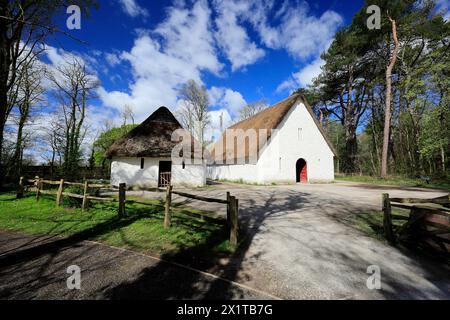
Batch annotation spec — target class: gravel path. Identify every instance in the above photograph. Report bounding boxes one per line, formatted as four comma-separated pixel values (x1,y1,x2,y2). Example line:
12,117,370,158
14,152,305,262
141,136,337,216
130,181,450,299
1,181,449,299
0,231,273,300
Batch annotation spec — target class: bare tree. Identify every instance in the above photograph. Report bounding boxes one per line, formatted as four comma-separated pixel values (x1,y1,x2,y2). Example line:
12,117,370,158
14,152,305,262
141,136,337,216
381,16,400,178
0,0,98,181
178,79,210,147
7,56,45,178
236,100,268,122
48,58,99,177
121,104,135,125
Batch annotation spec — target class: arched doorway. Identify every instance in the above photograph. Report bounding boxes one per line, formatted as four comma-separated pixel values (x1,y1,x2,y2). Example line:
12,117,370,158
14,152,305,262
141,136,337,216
296,158,307,183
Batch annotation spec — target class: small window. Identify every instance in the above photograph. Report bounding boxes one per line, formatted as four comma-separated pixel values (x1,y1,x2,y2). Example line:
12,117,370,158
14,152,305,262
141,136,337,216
298,128,303,140
182,160,186,169
279,157,282,171
140,158,144,169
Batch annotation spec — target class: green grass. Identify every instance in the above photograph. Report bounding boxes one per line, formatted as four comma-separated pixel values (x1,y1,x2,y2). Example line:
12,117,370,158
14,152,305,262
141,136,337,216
349,208,409,242
0,192,233,258
336,175,450,190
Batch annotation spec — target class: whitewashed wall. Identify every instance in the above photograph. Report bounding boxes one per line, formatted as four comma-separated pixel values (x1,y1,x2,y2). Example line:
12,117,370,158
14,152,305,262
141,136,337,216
257,101,335,183
207,102,335,184
111,157,206,188
207,164,258,183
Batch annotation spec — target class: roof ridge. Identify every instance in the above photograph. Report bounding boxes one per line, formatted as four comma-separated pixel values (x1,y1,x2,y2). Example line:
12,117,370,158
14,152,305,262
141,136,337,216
229,93,301,129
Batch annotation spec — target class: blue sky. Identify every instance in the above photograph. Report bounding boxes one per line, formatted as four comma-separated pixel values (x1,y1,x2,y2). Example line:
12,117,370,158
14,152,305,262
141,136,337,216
40,0,366,141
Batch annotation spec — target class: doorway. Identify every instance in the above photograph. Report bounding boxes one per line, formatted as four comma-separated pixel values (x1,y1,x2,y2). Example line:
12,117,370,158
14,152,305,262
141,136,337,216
296,158,307,183
158,161,172,187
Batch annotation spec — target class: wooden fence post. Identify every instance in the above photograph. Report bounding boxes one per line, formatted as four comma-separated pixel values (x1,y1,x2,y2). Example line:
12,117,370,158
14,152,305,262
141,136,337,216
35,176,41,201
56,179,64,207
82,181,89,211
226,191,231,226
17,176,24,199
382,193,396,244
118,183,126,217
164,186,173,229
230,196,239,246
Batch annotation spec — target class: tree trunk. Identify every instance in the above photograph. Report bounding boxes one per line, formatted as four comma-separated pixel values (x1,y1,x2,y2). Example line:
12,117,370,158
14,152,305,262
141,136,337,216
381,17,400,178
342,123,358,173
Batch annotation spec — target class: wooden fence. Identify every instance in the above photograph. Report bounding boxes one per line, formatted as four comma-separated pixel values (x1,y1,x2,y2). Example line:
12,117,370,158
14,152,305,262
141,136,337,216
164,187,239,246
382,193,450,254
17,177,240,245
17,176,125,216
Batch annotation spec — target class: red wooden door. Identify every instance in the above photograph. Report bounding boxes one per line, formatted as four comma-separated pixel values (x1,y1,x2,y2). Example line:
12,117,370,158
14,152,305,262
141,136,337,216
300,163,307,183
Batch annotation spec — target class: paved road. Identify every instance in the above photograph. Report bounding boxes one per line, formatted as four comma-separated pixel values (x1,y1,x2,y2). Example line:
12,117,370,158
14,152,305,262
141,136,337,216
132,181,450,299
1,181,449,299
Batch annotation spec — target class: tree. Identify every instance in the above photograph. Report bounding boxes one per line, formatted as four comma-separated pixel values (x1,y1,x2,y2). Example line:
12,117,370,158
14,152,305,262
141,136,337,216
121,104,135,125
236,100,268,122
7,55,45,179
48,58,99,177
92,124,137,167
177,79,210,147
314,27,376,173
0,0,98,182
381,16,400,178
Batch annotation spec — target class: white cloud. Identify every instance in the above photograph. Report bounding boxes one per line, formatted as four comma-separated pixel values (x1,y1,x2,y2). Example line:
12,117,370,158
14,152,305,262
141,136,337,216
105,52,122,66
249,1,343,60
212,1,343,62
100,0,224,122
209,86,247,116
213,0,265,70
117,0,148,18
277,58,325,92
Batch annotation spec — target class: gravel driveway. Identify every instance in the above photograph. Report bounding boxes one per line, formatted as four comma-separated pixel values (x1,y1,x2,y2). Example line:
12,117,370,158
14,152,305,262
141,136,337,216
130,181,450,299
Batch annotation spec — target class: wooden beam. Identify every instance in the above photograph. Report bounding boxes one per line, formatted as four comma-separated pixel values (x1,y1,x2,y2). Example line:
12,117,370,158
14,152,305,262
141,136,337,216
40,190,57,195
41,180,62,185
390,194,450,205
118,183,126,217
82,181,89,211
86,196,116,202
226,191,231,226
56,179,64,207
230,196,239,246
35,176,41,201
171,190,228,204
164,186,173,229
382,193,396,244
62,192,84,199
17,176,24,199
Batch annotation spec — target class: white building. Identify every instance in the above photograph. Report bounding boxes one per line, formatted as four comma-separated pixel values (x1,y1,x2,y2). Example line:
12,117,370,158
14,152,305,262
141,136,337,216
107,107,206,188
207,94,336,184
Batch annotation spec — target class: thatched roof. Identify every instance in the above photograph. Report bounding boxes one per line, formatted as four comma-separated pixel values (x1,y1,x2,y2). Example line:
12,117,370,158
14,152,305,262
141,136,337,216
209,94,337,163
106,106,202,159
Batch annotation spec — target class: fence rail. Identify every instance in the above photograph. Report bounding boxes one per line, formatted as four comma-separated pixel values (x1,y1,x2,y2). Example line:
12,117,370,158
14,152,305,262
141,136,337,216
165,188,239,246
382,193,450,254
16,177,239,244
17,176,123,214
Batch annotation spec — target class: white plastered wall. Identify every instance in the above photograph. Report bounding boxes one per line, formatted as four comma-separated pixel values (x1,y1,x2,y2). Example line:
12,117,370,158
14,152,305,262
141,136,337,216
207,101,335,183
111,157,206,188
257,101,335,183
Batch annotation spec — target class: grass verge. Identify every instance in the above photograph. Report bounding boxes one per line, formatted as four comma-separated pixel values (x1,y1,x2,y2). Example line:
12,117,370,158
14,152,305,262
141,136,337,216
336,175,450,190
0,192,233,258
348,208,409,242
